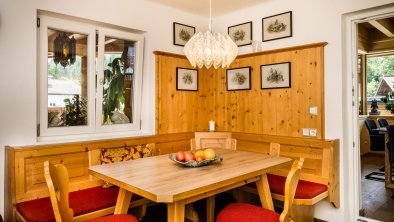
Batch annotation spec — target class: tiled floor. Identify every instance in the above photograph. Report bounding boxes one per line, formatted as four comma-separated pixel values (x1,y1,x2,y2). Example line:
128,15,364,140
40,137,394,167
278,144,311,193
361,153,394,222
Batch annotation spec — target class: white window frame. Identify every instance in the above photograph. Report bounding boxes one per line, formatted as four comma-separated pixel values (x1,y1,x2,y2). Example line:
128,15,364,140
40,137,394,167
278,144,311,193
38,15,144,142
96,27,144,133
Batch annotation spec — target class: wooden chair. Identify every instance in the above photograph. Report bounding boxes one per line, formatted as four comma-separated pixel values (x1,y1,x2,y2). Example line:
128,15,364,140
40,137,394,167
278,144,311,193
44,161,139,222
187,132,236,222
216,158,304,222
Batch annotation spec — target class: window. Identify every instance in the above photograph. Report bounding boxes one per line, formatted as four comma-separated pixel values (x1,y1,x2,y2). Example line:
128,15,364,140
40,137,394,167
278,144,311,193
366,54,394,115
38,15,144,141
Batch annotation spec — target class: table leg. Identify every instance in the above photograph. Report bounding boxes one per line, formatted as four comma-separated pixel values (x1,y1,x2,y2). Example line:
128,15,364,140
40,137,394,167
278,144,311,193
168,200,186,222
114,188,132,214
206,196,215,222
256,174,274,211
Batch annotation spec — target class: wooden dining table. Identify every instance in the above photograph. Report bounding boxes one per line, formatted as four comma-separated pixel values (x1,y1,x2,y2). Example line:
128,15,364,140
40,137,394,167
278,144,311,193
89,148,292,222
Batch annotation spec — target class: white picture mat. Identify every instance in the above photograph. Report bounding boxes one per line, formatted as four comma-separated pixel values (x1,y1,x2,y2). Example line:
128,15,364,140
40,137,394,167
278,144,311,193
261,63,290,88
227,67,251,90
228,22,252,46
174,23,195,46
177,68,198,90
263,12,292,41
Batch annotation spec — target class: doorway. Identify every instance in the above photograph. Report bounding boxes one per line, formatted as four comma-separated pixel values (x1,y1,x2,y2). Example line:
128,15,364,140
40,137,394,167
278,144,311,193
345,4,394,222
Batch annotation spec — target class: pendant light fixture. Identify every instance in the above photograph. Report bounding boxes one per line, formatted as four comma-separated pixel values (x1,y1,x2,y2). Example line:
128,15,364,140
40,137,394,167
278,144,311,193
184,0,238,69
54,32,76,68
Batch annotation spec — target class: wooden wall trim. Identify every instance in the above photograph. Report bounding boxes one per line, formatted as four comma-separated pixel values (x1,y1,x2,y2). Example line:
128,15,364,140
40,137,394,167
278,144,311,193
236,42,328,59
153,42,328,60
232,132,336,148
8,132,194,151
153,51,186,59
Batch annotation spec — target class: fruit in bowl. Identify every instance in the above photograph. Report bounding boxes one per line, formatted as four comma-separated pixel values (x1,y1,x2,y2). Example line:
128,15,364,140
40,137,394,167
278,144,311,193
184,152,196,162
203,148,216,160
194,150,205,159
175,151,186,162
170,149,221,167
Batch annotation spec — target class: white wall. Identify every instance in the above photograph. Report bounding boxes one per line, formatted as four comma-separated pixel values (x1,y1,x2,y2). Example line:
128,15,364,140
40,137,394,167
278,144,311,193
213,0,394,221
0,0,207,217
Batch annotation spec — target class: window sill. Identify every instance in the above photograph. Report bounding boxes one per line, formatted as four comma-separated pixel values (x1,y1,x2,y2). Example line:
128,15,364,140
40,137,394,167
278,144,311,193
36,130,153,145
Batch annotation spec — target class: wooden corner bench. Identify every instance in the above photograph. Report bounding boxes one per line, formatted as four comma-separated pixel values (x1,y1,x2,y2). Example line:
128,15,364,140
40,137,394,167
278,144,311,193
5,140,157,222
231,133,340,222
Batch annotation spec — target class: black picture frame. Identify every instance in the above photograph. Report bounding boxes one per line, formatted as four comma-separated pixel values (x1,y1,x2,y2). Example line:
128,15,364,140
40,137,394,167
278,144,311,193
173,22,196,46
176,67,198,91
260,62,291,89
228,21,253,47
262,11,292,42
226,66,252,91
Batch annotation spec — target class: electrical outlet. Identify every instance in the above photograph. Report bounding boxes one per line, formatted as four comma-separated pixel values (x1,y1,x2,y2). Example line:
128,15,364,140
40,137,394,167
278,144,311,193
310,129,317,137
302,128,310,136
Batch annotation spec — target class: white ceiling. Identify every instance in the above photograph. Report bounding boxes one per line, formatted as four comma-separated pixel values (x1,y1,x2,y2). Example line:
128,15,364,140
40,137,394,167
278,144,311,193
147,0,267,17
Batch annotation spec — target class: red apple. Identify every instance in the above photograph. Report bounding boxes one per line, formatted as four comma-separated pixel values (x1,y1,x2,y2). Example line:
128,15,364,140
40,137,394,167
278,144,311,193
175,151,186,162
184,152,196,162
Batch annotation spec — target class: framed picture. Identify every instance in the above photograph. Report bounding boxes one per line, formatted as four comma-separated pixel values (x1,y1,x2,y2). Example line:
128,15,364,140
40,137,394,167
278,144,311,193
173,22,195,46
176,67,198,91
228,21,252,47
226,67,252,91
262,11,292,42
261,62,291,89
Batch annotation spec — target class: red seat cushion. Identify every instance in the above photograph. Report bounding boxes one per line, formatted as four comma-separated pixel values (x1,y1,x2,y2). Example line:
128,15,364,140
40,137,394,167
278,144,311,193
247,174,327,199
17,186,142,222
87,214,138,222
217,203,279,222
267,174,327,199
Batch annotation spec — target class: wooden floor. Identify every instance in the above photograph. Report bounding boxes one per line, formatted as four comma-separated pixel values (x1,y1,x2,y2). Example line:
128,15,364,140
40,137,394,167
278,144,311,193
361,153,394,221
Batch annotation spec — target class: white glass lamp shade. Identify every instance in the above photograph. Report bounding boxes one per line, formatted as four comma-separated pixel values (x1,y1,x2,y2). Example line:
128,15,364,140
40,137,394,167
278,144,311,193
184,31,238,69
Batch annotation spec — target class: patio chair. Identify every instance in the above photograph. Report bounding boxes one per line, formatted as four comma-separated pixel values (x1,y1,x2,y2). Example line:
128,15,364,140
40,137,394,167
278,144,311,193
377,118,389,128
365,118,385,151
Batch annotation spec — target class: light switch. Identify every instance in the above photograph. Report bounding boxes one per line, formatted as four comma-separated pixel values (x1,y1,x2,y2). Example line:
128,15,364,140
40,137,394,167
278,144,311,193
309,106,318,115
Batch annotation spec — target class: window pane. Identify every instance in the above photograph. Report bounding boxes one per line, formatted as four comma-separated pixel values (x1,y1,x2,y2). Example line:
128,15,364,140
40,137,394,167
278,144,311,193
366,55,394,115
47,28,88,127
102,37,135,125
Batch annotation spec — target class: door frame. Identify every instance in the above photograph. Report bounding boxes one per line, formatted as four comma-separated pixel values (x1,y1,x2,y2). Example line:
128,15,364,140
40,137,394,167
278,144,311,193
343,4,394,222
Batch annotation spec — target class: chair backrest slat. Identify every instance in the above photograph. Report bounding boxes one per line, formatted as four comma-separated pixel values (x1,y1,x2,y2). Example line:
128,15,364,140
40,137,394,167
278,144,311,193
279,158,304,222
44,161,74,222
192,132,236,150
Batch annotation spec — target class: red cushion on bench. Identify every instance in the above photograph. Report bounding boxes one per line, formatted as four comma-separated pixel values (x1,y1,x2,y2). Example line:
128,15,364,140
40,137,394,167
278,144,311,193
267,174,327,199
247,174,327,199
17,186,142,222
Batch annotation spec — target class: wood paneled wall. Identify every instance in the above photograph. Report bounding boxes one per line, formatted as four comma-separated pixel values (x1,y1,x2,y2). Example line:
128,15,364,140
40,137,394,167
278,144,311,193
155,42,327,139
